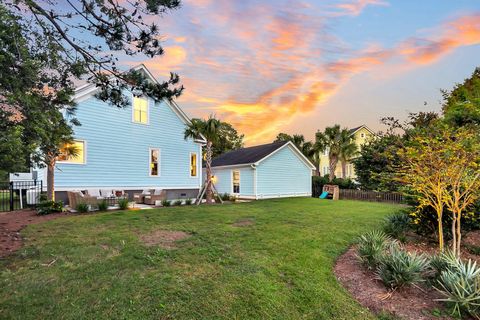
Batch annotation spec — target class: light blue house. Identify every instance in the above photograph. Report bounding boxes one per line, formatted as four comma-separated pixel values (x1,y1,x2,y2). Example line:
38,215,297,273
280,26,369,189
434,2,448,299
210,141,315,199
36,65,205,203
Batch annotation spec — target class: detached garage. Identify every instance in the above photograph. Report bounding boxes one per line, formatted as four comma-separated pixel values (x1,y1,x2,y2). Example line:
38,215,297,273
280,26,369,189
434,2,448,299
210,141,315,199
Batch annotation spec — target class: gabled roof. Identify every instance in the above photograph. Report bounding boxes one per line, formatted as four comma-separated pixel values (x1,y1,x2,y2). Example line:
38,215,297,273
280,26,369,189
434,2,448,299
348,124,374,136
211,141,315,169
72,64,206,144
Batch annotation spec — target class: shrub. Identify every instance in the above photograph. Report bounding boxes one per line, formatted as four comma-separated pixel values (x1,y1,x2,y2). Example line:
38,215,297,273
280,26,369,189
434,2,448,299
436,259,480,319
118,198,130,210
312,175,357,197
173,200,183,206
37,200,64,215
357,230,390,269
76,202,90,213
429,250,458,279
221,193,230,201
383,210,411,242
97,200,108,211
162,199,171,207
229,195,237,203
185,198,193,205
376,243,429,290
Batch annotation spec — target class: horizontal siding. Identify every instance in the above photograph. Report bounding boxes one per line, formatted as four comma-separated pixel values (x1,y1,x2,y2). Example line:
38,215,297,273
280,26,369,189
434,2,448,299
257,145,311,197
55,95,202,189
211,166,255,196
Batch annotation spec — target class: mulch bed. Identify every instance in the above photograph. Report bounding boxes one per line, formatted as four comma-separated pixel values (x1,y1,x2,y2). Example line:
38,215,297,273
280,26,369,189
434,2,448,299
334,246,452,320
0,209,67,258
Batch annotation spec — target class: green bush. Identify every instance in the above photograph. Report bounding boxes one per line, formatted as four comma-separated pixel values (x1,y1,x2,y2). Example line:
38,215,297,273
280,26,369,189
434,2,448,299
376,243,429,289
312,175,357,197
357,230,390,270
221,193,230,201
173,200,183,206
383,210,411,242
162,199,171,207
97,200,108,211
185,198,192,205
436,258,480,319
118,198,130,210
429,250,458,279
75,202,90,213
37,200,64,215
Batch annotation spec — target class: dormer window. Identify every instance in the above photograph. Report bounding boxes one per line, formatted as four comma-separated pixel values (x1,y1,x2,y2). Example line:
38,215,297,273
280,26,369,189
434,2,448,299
133,96,148,124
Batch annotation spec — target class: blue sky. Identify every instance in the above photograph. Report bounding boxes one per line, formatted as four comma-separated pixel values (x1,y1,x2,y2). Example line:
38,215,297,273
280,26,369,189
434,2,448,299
119,0,480,143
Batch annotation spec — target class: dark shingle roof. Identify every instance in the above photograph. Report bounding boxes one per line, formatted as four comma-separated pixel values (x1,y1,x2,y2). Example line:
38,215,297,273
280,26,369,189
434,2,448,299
211,141,289,167
348,125,363,135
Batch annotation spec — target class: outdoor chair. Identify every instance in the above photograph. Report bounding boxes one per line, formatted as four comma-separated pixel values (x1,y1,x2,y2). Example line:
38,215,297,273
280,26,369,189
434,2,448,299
67,191,98,209
143,189,166,205
133,189,152,204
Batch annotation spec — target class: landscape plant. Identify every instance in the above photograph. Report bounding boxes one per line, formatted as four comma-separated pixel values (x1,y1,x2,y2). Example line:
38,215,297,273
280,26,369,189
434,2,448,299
37,200,64,215
162,199,171,207
174,200,183,206
184,198,193,205
118,198,130,210
98,200,108,211
383,210,411,242
75,202,89,213
356,230,390,270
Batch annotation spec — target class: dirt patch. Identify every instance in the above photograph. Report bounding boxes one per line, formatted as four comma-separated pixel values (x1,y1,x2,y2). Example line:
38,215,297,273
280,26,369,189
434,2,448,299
464,230,480,248
140,230,190,249
334,246,451,320
0,209,67,258
232,218,255,227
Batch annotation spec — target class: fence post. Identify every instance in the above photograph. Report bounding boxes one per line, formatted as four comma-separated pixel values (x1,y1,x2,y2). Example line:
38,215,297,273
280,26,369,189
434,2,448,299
9,182,14,211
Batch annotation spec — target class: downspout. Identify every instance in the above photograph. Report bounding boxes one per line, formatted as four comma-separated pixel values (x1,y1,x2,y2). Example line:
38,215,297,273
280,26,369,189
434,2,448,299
251,164,257,200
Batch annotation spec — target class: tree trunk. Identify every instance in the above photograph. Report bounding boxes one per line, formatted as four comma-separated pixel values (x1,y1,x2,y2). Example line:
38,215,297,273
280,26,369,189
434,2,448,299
456,212,462,257
451,216,457,257
436,206,444,252
47,158,55,201
329,156,338,182
205,141,214,205
341,160,347,179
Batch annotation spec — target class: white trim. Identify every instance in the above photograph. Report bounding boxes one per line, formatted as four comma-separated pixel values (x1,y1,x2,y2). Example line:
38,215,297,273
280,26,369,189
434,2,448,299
55,186,200,191
208,164,253,170
252,164,257,198
189,152,198,178
57,139,87,165
198,144,203,187
349,125,375,136
149,148,161,177
255,141,315,170
131,94,150,125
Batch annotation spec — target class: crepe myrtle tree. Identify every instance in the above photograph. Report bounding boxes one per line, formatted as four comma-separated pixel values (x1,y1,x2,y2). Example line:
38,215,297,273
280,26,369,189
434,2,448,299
184,115,221,205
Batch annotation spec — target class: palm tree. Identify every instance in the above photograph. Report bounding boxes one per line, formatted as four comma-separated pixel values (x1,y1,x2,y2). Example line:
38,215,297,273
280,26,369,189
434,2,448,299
339,130,357,179
316,125,342,182
184,115,221,204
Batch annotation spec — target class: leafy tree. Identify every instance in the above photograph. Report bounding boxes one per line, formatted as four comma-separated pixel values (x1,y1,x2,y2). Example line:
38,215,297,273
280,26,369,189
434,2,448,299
0,126,29,180
316,125,355,182
397,123,480,255
211,122,244,158
442,68,480,127
184,116,221,205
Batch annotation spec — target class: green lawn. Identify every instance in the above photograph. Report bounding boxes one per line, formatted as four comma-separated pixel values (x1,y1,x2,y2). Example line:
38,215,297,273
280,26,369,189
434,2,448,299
0,198,399,320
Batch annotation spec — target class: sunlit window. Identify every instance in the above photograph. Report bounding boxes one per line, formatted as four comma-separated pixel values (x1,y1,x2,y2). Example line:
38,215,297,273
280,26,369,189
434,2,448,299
58,140,85,164
232,170,240,193
133,96,148,124
190,153,197,177
150,148,160,176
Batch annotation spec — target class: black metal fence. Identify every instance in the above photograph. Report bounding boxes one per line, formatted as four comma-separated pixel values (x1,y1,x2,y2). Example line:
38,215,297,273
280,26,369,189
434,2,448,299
0,180,43,212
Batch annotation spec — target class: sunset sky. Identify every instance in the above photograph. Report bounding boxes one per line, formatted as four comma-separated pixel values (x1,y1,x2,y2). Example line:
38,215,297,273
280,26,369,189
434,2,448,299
126,0,480,144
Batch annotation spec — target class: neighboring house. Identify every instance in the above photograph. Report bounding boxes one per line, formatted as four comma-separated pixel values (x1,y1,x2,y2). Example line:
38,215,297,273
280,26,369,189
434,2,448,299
209,141,315,199
318,125,374,179
34,64,206,203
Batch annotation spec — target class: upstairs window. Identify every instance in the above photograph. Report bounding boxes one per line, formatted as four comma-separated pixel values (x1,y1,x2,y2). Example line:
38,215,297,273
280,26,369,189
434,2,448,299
58,140,85,164
190,153,197,177
133,96,148,124
149,148,160,176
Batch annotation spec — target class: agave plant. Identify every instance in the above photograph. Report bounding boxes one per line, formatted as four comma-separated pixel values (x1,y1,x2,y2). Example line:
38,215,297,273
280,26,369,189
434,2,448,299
376,243,430,290
436,259,480,319
429,250,459,279
357,230,391,270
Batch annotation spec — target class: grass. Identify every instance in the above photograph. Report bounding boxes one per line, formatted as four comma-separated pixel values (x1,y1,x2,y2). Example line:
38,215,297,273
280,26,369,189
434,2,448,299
0,198,399,319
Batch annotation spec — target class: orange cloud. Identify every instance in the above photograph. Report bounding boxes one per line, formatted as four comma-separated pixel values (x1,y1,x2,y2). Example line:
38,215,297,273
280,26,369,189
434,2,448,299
334,0,388,16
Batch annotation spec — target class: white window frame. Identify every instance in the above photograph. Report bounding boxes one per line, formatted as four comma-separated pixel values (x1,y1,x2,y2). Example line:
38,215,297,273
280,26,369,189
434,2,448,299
57,139,87,165
232,170,240,194
189,152,198,178
149,148,161,177
132,95,150,125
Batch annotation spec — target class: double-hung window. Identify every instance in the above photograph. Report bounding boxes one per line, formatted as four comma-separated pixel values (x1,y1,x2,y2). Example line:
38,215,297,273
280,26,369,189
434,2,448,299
133,96,148,124
190,153,197,177
149,148,160,176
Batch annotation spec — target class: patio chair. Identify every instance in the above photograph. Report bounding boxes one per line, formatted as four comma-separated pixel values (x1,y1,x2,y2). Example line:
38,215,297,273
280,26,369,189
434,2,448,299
143,189,166,205
86,189,104,200
67,191,98,209
133,189,152,204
